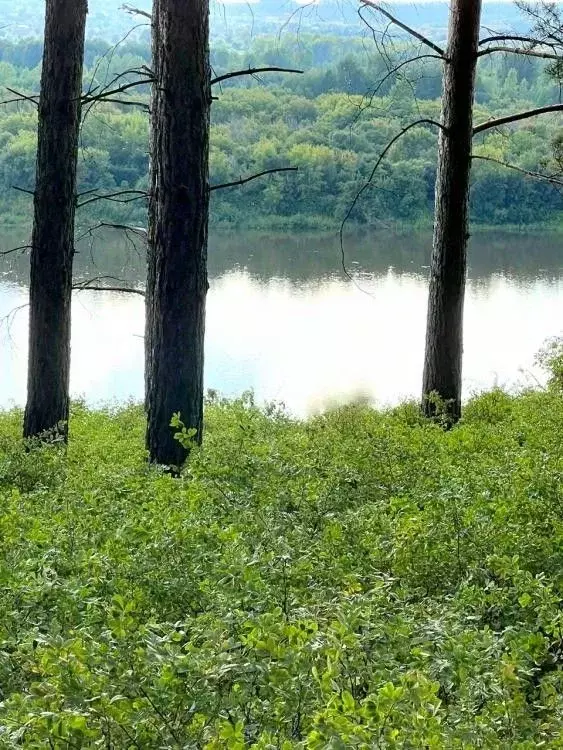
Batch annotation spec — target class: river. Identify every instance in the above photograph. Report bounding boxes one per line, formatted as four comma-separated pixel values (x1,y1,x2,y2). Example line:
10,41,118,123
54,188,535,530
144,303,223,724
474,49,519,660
1,227,561,414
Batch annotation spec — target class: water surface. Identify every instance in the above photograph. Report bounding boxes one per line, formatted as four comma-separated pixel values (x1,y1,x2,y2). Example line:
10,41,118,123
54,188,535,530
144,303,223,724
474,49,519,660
1,228,561,414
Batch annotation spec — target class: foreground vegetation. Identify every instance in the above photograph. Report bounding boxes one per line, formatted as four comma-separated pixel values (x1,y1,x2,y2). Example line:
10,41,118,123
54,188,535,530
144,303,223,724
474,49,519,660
0,363,561,746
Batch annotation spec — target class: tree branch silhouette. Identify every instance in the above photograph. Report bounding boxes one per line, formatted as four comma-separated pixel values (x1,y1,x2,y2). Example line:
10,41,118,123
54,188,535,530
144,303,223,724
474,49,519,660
210,167,297,192
211,67,303,85
472,154,563,187
359,0,446,57
474,104,563,135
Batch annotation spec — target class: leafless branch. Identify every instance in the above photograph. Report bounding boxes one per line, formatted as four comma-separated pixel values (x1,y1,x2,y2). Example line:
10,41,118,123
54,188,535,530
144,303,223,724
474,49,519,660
12,185,34,196
1,87,38,107
77,189,149,208
74,221,147,243
73,275,145,296
359,0,446,58
82,79,153,104
340,118,444,282
85,66,153,99
0,244,31,257
0,303,29,340
89,98,149,109
211,67,303,85
478,46,562,60
352,53,443,124
479,33,559,47
472,154,563,187
82,23,151,110
516,1,563,46
474,103,563,134
73,284,145,296
121,4,152,20
210,167,298,192
276,0,317,42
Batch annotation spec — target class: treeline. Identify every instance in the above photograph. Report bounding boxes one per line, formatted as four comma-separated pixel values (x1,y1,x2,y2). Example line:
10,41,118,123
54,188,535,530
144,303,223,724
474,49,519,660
0,35,561,228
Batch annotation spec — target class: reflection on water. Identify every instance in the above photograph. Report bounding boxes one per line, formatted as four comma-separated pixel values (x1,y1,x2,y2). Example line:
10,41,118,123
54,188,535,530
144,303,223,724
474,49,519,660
1,235,561,414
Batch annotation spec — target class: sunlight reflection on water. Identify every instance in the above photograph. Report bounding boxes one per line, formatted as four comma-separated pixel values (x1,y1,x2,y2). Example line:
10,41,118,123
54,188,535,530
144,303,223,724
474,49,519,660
1,268,561,415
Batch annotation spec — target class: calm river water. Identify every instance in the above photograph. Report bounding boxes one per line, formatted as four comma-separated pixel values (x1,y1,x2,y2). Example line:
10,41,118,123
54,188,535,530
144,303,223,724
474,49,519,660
1,228,561,414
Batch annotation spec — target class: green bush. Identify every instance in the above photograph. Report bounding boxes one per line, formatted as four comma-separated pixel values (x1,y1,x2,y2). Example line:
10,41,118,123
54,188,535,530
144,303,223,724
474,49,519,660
0,388,561,747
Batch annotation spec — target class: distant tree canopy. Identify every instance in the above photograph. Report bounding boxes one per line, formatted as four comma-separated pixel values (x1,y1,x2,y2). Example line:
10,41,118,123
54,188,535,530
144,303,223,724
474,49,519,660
0,34,561,229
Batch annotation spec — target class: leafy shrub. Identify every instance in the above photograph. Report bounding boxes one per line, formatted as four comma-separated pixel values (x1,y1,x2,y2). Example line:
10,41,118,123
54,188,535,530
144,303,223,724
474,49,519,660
0,389,561,746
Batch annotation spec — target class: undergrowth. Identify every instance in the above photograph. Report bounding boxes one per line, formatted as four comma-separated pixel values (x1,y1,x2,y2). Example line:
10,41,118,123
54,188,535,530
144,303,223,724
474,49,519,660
0,381,561,748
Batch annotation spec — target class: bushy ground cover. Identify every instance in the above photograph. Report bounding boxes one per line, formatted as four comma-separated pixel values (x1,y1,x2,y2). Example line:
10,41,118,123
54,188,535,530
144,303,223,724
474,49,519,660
0,378,561,747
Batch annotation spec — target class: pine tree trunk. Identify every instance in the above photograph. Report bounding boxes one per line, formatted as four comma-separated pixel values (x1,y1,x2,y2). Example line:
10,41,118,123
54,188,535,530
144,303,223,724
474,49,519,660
146,0,210,467
23,0,88,440
422,0,482,422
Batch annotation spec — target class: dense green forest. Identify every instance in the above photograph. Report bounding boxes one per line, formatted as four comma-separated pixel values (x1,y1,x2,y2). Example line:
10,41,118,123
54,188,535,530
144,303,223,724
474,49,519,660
1,34,561,229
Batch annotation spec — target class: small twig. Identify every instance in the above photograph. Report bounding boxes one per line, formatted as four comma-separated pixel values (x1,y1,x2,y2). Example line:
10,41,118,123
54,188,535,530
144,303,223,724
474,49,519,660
12,185,34,196
74,221,147,243
352,53,443,124
359,0,446,58
2,87,39,107
339,119,444,285
121,4,152,20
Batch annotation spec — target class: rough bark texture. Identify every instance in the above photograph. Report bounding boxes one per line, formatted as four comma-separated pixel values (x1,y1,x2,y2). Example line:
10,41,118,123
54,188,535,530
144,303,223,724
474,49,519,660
146,0,210,466
23,0,87,440
422,0,482,422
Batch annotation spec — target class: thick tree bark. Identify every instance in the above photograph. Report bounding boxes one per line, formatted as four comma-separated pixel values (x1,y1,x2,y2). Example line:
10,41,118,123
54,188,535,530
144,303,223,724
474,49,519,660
23,0,88,440
146,0,210,466
422,0,482,422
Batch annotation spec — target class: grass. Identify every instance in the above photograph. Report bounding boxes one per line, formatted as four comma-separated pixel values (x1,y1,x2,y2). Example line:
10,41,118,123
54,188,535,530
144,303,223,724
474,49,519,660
0,384,561,748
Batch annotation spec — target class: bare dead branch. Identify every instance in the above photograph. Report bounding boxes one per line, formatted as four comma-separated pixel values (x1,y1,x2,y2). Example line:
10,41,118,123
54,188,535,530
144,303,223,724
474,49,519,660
359,0,446,58
75,221,147,243
211,67,303,85
478,46,562,60
73,275,145,296
340,118,444,283
515,1,563,46
479,33,559,47
73,283,145,296
474,103,563,134
0,244,31,257
77,189,149,208
210,167,298,192
12,185,34,196
89,98,149,109
276,0,316,42
82,23,151,104
472,154,563,187
121,4,152,20
352,53,443,124
85,66,153,99
2,87,39,107
82,79,154,103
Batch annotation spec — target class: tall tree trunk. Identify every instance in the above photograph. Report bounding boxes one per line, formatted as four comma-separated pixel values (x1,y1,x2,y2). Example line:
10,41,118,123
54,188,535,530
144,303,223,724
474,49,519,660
23,0,87,440
422,0,482,422
146,0,210,466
